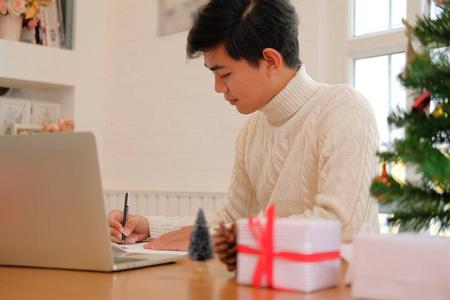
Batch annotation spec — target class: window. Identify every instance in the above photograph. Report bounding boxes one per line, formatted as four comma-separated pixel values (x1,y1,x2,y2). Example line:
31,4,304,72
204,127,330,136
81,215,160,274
352,0,408,141
354,53,406,149
318,0,445,234
348,0,449,235
349,0,418,232
353,0,407,36
354,52,408,233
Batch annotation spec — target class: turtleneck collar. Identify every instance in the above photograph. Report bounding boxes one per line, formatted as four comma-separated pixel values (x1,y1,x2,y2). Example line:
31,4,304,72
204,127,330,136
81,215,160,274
259,65,320,126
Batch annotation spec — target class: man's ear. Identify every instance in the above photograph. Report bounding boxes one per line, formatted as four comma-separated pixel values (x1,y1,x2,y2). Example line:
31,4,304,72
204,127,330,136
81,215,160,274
262,48,283,76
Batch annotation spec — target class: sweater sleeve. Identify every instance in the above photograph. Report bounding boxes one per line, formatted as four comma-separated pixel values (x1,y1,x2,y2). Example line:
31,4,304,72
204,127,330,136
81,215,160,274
294,87,380,242
146,116,260,237
205,116,260,226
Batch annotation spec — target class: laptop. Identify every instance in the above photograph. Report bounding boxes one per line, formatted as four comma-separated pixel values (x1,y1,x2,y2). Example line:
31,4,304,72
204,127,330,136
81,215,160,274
0,132,187,271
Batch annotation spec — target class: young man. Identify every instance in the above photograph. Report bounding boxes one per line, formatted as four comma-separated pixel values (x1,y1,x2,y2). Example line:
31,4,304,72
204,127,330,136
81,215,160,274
109,0,380,250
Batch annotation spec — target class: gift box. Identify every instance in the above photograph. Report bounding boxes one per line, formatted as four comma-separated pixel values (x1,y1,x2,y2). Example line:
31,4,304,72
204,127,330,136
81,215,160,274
236,205,341,292
351,233,450,300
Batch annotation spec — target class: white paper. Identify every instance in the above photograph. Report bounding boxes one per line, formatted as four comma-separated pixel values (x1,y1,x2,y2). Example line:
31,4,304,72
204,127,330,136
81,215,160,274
111,242,188,256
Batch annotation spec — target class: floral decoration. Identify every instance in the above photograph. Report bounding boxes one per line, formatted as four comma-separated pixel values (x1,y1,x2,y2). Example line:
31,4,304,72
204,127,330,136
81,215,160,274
43,117,74,133
0,0,53,29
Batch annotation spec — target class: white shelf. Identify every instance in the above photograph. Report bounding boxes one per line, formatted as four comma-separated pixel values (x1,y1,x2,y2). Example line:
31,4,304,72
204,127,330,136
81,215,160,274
0,0,107,156
0,39,75,90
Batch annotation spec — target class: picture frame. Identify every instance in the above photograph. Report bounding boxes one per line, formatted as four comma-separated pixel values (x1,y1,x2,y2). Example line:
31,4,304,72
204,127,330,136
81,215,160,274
31,101,61,125
0,98,31,135
12,124,44,135
60,0,74,49
56,0,66,49
43,0,64,48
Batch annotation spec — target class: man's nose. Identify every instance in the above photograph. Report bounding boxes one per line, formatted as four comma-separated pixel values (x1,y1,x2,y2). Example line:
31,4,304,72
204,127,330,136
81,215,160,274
214,73,229,94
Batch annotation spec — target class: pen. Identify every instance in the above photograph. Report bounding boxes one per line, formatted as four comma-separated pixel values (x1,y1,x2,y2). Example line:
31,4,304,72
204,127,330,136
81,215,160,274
122,192,130,244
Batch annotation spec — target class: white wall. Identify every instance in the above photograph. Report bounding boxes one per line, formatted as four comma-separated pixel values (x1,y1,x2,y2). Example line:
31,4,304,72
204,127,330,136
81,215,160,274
102,0,322,193
74,0,107,158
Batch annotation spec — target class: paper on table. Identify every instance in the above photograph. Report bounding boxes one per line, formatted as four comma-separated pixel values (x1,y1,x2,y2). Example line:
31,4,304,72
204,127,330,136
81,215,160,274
111,242,188,256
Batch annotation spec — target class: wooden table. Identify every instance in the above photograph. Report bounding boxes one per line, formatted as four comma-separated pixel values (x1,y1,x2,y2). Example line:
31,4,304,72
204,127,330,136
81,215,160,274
0,257,355,300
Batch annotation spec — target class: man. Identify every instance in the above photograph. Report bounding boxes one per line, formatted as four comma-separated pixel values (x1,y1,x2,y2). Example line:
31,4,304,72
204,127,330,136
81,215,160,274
109,0,380,250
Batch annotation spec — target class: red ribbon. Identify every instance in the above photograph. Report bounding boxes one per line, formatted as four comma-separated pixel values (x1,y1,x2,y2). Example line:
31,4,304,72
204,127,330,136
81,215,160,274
238,205,340,288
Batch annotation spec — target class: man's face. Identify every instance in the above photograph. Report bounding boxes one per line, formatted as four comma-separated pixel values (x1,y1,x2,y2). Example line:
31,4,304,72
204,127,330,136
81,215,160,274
203,45,272,114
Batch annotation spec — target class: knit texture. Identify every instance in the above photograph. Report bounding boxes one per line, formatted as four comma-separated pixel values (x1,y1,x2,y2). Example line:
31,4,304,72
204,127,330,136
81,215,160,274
146,66,380,242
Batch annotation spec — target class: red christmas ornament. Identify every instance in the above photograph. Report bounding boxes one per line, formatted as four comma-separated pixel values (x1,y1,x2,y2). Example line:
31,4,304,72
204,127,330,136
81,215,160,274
412,91,431,113
376,166,391,187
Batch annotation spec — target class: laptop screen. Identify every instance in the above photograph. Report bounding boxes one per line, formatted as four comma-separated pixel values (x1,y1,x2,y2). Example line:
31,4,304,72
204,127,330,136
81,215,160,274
0,132,115,271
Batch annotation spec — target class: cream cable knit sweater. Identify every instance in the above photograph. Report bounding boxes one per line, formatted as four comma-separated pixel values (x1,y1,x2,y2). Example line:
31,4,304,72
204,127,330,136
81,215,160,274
146,66,380,243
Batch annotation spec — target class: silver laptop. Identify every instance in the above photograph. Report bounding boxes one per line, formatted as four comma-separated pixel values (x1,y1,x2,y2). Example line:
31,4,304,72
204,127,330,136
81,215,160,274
0,132,187,271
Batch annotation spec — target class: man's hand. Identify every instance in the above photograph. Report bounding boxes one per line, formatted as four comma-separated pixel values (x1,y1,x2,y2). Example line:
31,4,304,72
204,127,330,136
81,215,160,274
108,210,150,244
143,226,194,251
212,223,237,271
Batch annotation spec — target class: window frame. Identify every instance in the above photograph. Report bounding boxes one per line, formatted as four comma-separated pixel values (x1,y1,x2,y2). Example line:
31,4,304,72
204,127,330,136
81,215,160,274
346,0,422,104
352,0,408,37
317,0,421,87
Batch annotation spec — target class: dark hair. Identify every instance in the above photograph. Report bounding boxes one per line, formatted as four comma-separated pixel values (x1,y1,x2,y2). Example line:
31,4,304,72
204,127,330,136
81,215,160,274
187,0,301,70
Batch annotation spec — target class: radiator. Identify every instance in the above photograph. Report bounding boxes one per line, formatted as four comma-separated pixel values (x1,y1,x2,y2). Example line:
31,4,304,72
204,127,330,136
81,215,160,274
104,190,225,217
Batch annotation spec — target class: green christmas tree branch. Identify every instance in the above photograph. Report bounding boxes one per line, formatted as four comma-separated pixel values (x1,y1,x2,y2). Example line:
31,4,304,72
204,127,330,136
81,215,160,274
377,139,450,190
389,109,450,146
389,206,450,232
371,177,450,232
400,55,450,98
413,4,450,48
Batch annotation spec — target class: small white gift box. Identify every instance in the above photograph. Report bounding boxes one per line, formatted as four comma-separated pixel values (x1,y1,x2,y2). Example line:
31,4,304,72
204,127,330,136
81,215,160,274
236,205,341,292
351,233,450,300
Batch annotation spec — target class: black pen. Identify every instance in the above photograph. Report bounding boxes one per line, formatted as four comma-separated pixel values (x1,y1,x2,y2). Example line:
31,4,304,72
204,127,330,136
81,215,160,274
122,192,130,244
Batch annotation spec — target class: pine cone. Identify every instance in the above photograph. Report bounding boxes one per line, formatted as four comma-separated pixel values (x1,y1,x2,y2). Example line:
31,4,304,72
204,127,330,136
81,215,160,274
213,222,237,272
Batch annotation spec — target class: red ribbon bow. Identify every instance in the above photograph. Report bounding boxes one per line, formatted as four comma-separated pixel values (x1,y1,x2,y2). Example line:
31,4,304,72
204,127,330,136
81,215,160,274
237,204,340,288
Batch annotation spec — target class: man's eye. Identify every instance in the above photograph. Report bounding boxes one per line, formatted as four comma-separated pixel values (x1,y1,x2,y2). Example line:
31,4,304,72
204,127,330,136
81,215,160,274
220,73,230,79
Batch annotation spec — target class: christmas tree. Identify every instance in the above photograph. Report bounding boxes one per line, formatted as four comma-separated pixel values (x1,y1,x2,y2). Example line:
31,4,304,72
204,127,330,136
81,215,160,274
371,0,450,233
189,208,214,262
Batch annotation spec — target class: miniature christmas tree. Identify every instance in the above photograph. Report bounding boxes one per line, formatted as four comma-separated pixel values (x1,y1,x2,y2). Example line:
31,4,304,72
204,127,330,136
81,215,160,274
189,208,214,262
371,0,450,233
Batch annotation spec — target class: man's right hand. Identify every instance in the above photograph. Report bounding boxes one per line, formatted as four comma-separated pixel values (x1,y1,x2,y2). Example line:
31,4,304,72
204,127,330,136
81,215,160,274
108,210,150,244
